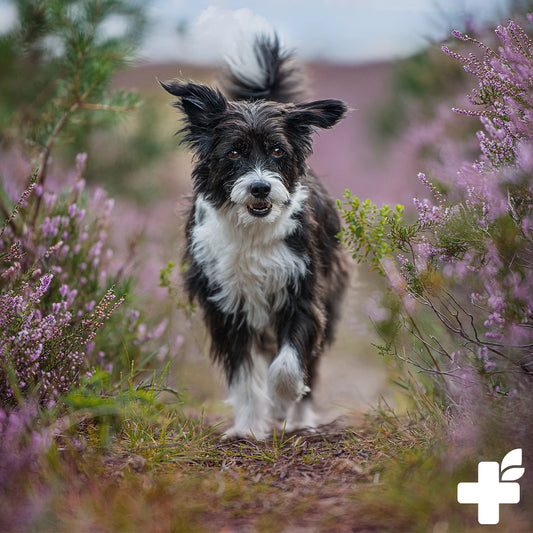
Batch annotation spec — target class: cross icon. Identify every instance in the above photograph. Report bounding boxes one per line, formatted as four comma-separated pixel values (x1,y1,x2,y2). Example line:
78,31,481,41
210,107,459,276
457,461,520,524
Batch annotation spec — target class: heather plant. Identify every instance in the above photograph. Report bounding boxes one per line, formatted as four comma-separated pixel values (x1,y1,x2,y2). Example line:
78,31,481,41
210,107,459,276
1,155,170,407
339,18,533,403
0,158,124,405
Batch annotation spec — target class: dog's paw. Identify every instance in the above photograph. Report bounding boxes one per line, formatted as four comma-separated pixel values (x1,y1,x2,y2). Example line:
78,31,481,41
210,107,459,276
221,424,270,441
267,346,308,407
290,399,318,429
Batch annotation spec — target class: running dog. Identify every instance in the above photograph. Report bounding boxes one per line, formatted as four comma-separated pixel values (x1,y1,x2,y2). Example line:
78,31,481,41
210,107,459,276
161,35,348,439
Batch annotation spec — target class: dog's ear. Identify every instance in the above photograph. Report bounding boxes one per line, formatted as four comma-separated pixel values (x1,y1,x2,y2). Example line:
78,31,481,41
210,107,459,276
286,99,347,132
160,80,227,155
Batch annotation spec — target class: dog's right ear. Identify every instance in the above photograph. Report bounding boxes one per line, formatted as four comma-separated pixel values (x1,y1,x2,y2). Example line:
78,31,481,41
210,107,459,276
160,80,227,155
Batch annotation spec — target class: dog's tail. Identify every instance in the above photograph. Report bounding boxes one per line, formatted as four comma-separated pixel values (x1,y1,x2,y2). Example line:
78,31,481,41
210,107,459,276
221,34,305,103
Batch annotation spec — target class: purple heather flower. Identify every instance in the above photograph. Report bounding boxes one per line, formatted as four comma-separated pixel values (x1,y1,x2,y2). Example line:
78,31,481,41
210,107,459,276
156,345,169,361
59,284,69,298
417,173,445,205
40,216,59,237
393,18,533,391
451,29,469,42
175,334,185,351
152,318,168,339
76,152,87,173
33,274,53,300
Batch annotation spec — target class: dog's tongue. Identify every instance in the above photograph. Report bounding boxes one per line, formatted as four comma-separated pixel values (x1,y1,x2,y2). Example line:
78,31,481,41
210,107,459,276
252,202,270,210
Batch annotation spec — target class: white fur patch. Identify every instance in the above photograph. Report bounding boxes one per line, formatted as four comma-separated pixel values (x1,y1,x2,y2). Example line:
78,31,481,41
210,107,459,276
267,344,309,421
191,183,308,331
229,168,290,227
225,353,270,439
288,399,317,431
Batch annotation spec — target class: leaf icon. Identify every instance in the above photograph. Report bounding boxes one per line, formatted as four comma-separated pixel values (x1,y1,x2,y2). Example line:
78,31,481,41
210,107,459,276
501,448,522,472
500,449,525,481
501,466,525,481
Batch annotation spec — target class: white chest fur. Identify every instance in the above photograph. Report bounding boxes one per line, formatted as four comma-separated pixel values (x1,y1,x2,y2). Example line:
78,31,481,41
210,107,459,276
190,186,309,330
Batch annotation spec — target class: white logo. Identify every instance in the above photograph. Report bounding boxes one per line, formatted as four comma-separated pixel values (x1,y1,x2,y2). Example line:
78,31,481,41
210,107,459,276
457,448,525,525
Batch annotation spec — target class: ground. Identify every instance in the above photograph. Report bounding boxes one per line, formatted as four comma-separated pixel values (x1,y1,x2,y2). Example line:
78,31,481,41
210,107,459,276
29,399,529,533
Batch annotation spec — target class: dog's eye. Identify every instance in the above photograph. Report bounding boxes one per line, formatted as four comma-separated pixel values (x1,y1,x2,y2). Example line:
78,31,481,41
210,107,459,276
227,150,241,160
271,147,284,158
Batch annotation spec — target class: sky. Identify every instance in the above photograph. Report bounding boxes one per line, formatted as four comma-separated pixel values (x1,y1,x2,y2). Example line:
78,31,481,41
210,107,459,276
0,0,514,64
142,0,513,64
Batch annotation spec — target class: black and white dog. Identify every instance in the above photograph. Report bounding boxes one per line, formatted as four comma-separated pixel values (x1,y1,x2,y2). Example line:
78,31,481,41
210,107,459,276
161,35,348,439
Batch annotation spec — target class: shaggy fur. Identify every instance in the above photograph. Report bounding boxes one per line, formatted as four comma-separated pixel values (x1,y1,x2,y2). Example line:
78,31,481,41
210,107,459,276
161,35,348,439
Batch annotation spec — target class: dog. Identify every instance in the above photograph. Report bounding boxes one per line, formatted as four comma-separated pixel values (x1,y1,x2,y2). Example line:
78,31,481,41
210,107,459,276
161,35,348,439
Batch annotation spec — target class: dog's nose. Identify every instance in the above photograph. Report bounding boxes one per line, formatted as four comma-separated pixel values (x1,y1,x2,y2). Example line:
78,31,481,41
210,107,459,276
250,181,271,199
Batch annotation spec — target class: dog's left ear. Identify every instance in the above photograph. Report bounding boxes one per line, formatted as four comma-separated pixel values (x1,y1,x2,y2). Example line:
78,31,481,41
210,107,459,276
286,99,347,131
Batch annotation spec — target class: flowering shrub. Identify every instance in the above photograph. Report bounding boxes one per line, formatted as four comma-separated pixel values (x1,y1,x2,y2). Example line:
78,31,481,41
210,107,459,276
0,402,51,486
0,154,125,405
339,18,533,398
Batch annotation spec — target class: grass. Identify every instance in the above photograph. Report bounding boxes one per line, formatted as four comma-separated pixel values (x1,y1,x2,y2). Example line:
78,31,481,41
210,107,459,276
5,389,530,533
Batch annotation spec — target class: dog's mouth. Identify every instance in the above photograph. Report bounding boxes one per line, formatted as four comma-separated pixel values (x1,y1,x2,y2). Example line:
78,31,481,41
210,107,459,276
247,201,272,217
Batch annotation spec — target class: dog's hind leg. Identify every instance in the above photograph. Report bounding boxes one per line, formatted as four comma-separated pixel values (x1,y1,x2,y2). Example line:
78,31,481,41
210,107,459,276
288,395,318,431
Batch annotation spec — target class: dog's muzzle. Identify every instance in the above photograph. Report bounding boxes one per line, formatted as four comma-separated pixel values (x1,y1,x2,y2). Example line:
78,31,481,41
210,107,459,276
230,169,289,220
248,180,273,217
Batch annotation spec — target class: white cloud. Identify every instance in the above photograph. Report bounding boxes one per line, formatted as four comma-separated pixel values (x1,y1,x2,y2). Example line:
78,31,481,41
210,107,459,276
143,0,513,63
143,5,274,63
182,6,274,64
0,4,17,34
99,14,130,40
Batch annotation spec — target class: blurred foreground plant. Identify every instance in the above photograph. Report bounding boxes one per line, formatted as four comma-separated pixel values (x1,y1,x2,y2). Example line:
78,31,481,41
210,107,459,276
339,18,533,404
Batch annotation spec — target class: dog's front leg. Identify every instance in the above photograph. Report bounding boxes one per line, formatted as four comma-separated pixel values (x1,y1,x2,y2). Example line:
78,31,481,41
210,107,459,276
267,299,323,430
226,359,271,440
267,343,310,424
206,314,271,440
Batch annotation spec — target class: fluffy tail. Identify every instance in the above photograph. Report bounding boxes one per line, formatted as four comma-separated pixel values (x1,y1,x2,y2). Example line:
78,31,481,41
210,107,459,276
221,34,305,103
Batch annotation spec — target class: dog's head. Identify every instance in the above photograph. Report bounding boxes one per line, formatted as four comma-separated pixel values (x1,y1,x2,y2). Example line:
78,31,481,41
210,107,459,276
161,80,347,224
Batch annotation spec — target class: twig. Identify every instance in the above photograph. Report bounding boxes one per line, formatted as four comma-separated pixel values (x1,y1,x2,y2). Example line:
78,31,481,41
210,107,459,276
424,291,518,363
0,198,19,236
406,312,443,373
29,100,81,227
397,352,463,380
81,102,137,112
